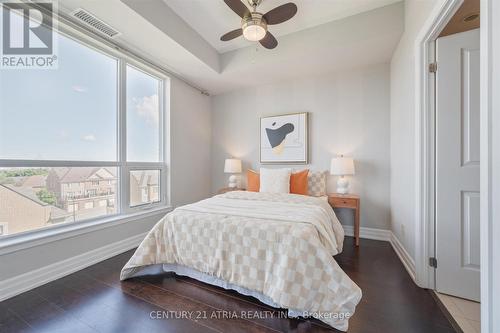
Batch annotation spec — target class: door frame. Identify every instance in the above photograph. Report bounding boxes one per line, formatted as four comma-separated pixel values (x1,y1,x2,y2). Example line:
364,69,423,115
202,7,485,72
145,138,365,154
480,0,500,331
414,0,463,290
416,0,500,331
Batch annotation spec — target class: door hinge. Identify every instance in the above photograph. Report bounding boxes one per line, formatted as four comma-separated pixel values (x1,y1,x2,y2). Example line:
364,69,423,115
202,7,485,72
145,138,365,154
429,257,438,268
429,62,437,73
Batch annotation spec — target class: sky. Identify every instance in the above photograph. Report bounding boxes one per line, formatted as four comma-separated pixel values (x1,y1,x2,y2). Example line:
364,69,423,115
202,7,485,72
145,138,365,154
0,14,161,163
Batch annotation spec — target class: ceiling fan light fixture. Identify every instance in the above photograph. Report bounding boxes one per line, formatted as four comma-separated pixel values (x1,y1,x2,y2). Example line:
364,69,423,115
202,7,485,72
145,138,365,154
221,0,297,49
243,24,266,41
242,13,267,41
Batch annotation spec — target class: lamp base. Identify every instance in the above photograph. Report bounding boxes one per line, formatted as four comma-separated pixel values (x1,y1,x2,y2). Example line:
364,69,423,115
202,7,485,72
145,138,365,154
336,177,349,194
228,175,237,188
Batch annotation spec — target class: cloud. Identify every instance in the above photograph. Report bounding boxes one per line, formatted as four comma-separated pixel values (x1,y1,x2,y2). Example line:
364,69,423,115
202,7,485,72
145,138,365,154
82,134,96,142
72,85,88,93
133,94,159,126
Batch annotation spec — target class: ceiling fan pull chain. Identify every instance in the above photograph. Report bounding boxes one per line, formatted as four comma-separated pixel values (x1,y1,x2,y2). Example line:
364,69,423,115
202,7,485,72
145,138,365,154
251,42,259,64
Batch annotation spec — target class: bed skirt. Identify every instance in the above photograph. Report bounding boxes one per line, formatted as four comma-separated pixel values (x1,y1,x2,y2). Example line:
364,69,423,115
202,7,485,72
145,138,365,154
163,263,309,318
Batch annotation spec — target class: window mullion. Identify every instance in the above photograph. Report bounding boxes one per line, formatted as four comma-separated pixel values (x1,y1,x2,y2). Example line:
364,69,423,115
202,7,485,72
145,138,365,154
159,80,165,164
118,58,128,215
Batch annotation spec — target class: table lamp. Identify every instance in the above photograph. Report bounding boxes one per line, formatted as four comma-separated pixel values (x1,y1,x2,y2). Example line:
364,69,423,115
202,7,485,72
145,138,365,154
330,155,355,194
224,158,242,188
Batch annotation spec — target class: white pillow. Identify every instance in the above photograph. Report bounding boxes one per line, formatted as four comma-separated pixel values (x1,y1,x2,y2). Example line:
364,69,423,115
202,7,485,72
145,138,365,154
259,168,291,193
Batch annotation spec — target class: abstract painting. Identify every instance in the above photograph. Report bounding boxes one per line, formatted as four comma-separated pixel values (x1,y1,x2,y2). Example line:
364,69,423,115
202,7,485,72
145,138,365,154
260,112,308,164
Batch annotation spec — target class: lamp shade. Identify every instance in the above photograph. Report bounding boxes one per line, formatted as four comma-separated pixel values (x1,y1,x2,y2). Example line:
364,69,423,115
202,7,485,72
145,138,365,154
224,159,242,173
330,157,355,176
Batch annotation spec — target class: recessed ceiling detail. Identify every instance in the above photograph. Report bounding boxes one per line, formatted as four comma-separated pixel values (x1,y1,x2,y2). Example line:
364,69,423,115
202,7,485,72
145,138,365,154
164,0,401,53
58,0,404,94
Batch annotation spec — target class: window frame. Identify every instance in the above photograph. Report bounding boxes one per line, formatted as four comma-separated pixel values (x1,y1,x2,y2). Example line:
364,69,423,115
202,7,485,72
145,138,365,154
0,17,171,242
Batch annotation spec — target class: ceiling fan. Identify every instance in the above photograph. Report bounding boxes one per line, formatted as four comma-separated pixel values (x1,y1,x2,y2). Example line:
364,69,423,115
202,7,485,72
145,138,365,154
220,0,298,49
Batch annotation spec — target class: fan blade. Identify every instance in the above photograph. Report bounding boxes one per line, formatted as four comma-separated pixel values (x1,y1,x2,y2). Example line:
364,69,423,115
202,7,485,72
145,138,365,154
223,0,250,18
259,31,278,49
220,28,243,41
263,3,297,25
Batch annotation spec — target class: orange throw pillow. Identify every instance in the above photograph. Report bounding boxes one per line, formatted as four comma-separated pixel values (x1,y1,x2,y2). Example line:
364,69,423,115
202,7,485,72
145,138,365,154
247,169,260,192
290,169,309,195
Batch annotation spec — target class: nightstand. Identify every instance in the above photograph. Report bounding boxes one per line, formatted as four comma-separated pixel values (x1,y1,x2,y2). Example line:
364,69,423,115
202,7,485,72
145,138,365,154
328,193,360,246
217,187,245,194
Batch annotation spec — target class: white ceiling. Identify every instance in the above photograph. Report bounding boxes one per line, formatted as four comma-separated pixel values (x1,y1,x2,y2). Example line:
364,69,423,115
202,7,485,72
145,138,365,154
164,0,401,53
58,0,404,95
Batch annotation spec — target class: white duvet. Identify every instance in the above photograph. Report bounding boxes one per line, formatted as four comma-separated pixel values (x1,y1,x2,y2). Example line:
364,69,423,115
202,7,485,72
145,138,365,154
121,191,362,331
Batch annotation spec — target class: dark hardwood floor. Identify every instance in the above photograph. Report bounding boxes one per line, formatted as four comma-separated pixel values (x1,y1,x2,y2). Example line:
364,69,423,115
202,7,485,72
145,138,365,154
0,237,456,333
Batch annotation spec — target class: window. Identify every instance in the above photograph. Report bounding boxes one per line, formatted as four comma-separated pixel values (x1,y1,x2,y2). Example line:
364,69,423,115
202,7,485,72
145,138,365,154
86,189,97,196
126,66,162,162
0,35,118,161
0,22,168,238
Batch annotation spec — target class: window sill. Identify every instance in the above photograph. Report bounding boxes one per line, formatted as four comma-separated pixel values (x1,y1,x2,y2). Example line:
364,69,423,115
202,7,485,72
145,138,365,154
0,206,172,256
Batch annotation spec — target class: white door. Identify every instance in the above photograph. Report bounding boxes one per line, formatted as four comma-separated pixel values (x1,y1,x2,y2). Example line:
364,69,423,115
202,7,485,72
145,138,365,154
435,29,480,301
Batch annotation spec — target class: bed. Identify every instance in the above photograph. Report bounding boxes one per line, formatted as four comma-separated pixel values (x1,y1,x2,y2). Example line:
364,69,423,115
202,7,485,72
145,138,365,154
120,191,362,331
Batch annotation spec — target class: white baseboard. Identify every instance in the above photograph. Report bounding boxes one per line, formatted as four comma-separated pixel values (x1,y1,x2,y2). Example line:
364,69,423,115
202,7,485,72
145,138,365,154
389,232,416,281
342,225,416,282
0,232,146,302
342,225,391,241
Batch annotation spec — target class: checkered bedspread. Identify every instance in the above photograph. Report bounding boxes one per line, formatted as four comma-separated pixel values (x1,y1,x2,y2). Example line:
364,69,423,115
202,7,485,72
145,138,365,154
120,191,362,331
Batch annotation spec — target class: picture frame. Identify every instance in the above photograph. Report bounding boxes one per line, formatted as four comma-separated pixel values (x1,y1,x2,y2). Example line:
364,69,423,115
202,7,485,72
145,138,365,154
260,112,308,164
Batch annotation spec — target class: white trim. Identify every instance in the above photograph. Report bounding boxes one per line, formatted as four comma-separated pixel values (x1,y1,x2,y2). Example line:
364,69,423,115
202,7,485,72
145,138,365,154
390,232,416,282
342,226,416,281
0,232,146,302
480,0,500,331
342,225,391,242
0,207,170,256
414,0,462,289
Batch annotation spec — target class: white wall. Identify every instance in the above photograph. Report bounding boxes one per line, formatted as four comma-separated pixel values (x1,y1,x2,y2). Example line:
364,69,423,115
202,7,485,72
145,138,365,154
0,78,212,282
211,64,391,230
170,77,212,207
389,0,445,260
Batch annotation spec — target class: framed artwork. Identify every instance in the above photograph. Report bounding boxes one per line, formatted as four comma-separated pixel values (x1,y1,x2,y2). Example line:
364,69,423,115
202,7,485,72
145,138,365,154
260,112,308,164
